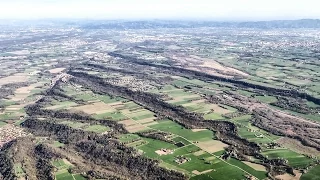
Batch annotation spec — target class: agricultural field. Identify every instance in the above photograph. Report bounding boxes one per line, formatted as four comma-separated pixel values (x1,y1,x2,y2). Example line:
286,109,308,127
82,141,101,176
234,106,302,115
52,159,86,180
262,149,315,168
149,120,214,142
0,21,320,180
301,165,320,180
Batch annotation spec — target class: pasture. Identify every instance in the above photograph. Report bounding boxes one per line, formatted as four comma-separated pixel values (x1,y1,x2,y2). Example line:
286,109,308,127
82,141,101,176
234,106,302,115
254,95,278,103
149,120,214,142
301,165,320,180
227,158,268,179
14,163,25,177
84,124,110,133
52,159,87,180
262,149,314,168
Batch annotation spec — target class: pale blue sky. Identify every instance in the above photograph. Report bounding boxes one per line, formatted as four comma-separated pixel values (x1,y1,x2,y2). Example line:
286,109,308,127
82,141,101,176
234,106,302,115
0,0,319,20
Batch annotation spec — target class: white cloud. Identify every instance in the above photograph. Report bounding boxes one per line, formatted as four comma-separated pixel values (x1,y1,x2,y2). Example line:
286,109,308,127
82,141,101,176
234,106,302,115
0,0,319,20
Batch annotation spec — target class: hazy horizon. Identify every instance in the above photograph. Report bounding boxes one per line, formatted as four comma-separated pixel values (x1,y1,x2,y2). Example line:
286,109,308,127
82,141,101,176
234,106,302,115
0,0,320,21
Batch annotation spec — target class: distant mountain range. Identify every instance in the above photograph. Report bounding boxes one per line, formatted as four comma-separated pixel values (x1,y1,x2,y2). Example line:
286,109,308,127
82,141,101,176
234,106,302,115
2,19,320,29
81,19,320,29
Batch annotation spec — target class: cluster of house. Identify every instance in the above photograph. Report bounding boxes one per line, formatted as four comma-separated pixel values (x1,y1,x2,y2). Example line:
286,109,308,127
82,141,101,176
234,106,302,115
175,156,191,165
0,124,28,148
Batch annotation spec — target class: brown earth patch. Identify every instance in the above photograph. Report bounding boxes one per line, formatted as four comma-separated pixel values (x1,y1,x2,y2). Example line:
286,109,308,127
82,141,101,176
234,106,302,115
171,55,247,78
125,124,147,133
62,159,73,166
275,170,302,180
8,94,30,102
192,169,213,175
8,82,43,101
243,161,267,172
189,55,249,77
191,129,207,132
138,118,156,124
71,102,111,114
197,140,228,153
118,120,136,126
277,137,320,157
15,82,42,94
0,73,29,86
111,104,125,109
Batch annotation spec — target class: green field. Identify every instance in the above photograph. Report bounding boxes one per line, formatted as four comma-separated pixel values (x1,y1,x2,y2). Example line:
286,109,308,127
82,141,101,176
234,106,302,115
149,120,214,142
74,93,97,101
171,136,192,146
93,111,127,121
97,95,124,104
55,170,74,180
73,174,87,180
262,149,314,168
52,159,70,170
0,112,21,120
301,165,320,180
227,158,268,179
0,121,7,127
138,138,179,158
45,100,77,110
132,113,155,120
203,113,224,120
119,134,141,143
255,95,278,104
238,127,273,144
165,89,195,98
84,124,110,133
231,115,252,122
52,158,87,180
190,161,247,180
60,121,87,129
14,163,25,176
237,89,256,97
123,101,141,109
53,141,65,147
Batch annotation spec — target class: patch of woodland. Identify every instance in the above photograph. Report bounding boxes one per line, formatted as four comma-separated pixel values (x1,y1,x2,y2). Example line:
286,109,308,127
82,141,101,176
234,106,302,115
21,117,187,180
271,96,320,114
136,130,174,143
44,79,84,104
0,82,31,99
34,144,60,180
207,92,320,151
75,140,186,180
252,109,320,151
0,141,16,180
25,104,127,134
108,52,320,105
0,137,60,180
68,71,263,159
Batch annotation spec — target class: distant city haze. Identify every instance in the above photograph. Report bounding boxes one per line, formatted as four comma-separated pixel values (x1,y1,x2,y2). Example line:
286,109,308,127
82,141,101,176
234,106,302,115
0,0,320,20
